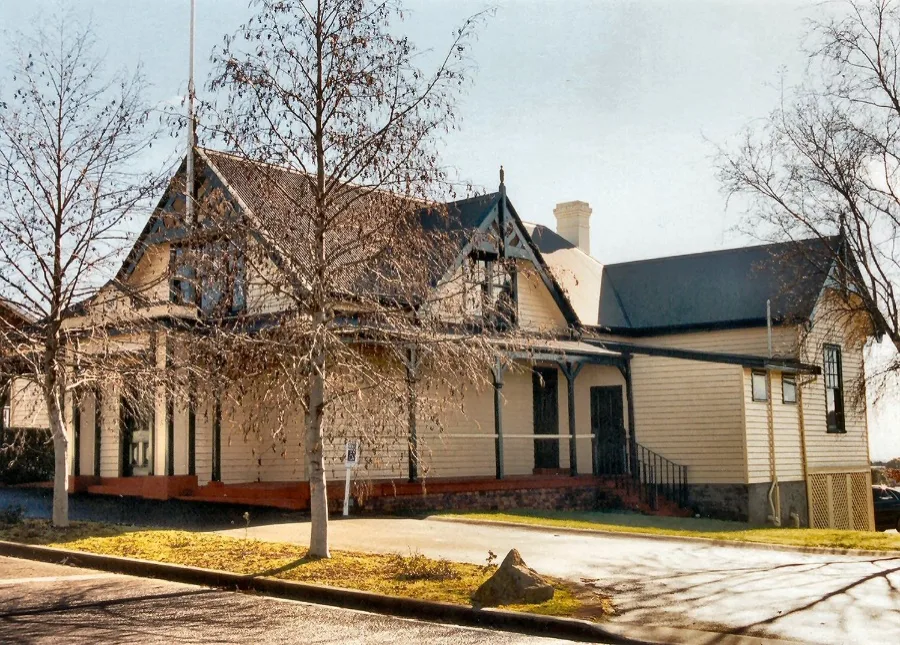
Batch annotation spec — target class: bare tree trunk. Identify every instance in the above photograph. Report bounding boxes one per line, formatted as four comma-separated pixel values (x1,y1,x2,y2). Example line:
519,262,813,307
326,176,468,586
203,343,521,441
46,386,69,527
306,343,329,558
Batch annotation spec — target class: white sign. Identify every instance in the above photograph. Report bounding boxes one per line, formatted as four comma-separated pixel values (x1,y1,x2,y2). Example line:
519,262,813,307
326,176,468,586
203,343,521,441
345,440,360,468
343,440,360,517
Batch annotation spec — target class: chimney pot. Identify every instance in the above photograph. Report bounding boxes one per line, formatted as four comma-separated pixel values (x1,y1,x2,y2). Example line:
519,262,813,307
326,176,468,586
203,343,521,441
553,201,592,254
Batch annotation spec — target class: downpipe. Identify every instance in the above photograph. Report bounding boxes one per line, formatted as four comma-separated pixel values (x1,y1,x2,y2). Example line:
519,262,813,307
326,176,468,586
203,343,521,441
767,480,781,527
765,300,781,527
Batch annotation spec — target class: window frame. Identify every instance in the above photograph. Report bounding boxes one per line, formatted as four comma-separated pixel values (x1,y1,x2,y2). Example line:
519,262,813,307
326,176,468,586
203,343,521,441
823,343,846,434
170,239,247,317
468,252,517,329
751,370,768,402
781,374,797,405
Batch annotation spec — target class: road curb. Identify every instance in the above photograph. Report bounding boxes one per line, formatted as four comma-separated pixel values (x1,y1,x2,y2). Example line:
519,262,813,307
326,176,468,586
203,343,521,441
0,539,648,645
431,516,900,559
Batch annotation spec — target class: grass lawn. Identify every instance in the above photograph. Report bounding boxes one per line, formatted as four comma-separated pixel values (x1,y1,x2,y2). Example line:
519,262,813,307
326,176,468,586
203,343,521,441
0,519,612,620
441,510,900,552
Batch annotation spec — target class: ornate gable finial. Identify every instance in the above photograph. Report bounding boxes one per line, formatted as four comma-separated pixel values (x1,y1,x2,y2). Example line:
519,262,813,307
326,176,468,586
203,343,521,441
499,165,505,187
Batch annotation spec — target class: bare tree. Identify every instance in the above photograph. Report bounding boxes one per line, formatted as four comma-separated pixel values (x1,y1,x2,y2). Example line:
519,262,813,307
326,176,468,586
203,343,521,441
718,0,900,378
190,0,507,557
0,16,167,526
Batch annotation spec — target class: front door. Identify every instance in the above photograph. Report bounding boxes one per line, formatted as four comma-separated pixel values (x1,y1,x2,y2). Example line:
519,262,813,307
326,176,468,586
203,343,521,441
591,386,627,475
121,398,152,477
532,367,560,470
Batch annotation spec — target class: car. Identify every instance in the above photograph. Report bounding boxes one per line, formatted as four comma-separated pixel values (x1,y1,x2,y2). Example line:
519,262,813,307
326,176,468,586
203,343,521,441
872,486,900,532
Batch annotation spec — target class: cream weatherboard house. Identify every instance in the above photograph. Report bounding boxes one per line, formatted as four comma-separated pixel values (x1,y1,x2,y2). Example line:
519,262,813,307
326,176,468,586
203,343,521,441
5,151,877,530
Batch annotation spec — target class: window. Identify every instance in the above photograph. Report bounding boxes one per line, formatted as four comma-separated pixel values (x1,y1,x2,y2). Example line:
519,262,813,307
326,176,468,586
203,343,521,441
782,374,797,404
170,241,246,316
751,371,768,402
170,246,198,306
468,254,516,329
823,344,845,433
874,487,897,502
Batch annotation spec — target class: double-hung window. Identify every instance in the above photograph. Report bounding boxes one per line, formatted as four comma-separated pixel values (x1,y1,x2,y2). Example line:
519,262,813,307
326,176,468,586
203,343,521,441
782,374,797,404
823,344,845,433
751,371,768,402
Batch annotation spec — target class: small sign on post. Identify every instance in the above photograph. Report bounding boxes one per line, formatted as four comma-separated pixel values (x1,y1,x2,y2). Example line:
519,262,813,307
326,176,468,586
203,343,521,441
343,439,360,517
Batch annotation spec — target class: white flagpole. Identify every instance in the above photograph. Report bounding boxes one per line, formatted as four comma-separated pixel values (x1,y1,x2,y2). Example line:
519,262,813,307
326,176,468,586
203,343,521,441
186,0,196,223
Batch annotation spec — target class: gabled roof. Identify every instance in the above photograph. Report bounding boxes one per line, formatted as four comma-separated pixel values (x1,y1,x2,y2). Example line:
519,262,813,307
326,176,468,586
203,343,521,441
203,148,504,295
112,150,578,325
595,237,839,334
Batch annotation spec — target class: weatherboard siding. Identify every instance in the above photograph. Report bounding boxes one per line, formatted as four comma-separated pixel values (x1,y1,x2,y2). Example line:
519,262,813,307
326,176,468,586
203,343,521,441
632,325,799,356
193,395,213,485
517,266,569,332
630,355,746,484
742,369,804,484
8,378,48,429
219,398,263,483
128,243,171,304
77,395,97,476
415,377,506,479
98,383,121,477
799,295,870,472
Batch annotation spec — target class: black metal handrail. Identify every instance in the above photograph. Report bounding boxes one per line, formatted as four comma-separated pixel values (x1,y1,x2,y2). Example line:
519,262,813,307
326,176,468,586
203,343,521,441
594,429,688,510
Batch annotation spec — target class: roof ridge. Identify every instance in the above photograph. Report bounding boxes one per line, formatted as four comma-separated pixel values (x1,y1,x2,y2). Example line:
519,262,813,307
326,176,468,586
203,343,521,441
202,147,474,208
606,235,840,269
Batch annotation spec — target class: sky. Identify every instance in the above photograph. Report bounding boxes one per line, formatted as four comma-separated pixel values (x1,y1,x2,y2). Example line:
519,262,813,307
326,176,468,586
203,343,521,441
2,0,899,458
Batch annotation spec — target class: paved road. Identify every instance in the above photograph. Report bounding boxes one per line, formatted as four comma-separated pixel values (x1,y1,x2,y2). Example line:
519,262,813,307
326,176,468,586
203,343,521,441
0,556,582,644
216,517,900,645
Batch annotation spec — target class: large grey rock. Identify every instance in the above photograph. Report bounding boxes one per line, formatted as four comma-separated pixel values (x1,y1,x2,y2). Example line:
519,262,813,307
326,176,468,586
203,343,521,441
471,549,555,607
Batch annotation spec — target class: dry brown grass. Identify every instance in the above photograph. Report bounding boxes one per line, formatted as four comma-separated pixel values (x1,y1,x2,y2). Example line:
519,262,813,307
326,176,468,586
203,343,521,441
0,520,611,619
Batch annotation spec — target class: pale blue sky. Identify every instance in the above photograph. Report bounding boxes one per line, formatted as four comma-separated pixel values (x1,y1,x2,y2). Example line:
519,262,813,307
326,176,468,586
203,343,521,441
3,0,899,458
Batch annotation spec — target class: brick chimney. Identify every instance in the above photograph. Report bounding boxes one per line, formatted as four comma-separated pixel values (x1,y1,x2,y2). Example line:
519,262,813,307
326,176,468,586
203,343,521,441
553,201,592,254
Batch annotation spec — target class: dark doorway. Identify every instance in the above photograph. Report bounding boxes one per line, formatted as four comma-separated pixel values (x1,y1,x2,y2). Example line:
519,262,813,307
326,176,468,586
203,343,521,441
591,386,627,475
532,367,559,470
120,398,152,477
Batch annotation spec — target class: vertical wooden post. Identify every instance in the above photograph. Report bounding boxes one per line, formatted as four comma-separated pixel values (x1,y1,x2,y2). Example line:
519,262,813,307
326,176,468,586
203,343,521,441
188,378,196,477
406,346,419,483
212,392,222,482
492,359,505,480
622,355,637,477
166,398,175,477
165,336,175,477
0,382,8,476
561,362,583,477
93,387,102,477
73,395,81,477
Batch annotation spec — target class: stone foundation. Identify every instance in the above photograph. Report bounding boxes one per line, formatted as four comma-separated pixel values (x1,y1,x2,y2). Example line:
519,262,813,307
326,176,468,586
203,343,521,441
688,481,809,525
748,481,808,527
687,484,750,521
357,482,616,515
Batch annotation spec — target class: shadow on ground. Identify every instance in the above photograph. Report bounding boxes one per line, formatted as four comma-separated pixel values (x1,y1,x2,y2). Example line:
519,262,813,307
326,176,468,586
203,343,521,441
0,487,309,532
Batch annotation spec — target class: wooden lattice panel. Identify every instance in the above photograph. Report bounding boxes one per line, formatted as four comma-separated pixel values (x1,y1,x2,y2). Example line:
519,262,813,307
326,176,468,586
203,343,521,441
831,474,850,529
807,470,874,531
850,472,871,530
808,473,830,529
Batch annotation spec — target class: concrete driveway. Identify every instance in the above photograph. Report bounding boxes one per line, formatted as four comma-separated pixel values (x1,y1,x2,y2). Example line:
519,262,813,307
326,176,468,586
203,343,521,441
217,517,900,645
